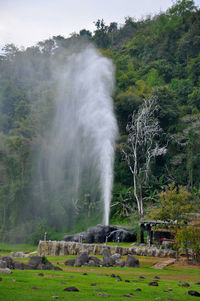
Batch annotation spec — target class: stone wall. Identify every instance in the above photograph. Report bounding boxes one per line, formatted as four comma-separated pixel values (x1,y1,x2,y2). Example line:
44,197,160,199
38,241,176,258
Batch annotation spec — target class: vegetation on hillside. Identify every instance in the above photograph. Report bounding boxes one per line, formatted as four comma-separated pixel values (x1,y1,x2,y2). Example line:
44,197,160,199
0,0,200,243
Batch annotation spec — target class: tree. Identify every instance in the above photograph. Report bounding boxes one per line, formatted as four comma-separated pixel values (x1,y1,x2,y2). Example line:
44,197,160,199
79,29,92,39
93,19,110,49
122,96,167,219
108,22,118,45
172,114,200,190
176,226,200,263
149,183,195,259
168,0,197,17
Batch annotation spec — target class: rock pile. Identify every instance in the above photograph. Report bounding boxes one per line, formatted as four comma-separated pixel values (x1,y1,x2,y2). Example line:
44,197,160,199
64,250,139,268
0,256,62,273
63,224,136,243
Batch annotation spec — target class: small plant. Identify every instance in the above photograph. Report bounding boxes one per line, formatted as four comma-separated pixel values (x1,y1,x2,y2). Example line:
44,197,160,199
41,255,47,264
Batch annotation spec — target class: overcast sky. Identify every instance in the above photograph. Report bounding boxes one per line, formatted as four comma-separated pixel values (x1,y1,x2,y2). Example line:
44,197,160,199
0,0,200,50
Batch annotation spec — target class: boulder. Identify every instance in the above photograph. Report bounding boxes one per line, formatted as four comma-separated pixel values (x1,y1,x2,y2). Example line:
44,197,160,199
148,281,159,286
87,260,97,267
0,256,14,269
0,260,7,269
74,252,89,267
0,268,12,274
115,259,125,267
27,256,59,270
10,252,28,258
13,261,25,270
37,262,54,270
188,290,200,297
111,253,121,261
64,287,79,292
102,248,114,267
88,256,102,266
64,259,76,266
28,256,42,269
63,224,136,243
125,255,139,268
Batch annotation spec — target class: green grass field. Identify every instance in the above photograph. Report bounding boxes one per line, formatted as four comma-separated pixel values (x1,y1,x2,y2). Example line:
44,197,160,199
0,243,200,301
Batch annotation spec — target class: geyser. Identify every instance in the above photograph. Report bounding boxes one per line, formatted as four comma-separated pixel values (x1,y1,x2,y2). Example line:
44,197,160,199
42,44,118,226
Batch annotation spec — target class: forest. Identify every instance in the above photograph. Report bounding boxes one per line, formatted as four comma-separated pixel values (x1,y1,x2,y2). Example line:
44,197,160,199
0,0,200,244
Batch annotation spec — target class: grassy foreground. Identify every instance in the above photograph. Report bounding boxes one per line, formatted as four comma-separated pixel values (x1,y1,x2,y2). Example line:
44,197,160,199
0,243,200,301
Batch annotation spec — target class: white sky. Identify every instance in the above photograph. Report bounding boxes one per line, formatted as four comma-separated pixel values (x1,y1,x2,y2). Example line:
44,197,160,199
0,0,200,50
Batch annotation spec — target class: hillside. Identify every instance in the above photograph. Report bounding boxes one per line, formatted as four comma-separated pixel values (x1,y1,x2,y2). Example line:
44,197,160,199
0,0,199,243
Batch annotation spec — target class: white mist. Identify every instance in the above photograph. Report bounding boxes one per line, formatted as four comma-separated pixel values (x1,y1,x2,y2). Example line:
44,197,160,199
47,45,118,225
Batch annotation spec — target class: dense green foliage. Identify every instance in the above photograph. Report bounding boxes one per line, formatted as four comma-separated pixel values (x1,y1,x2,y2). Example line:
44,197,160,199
0,0,200,242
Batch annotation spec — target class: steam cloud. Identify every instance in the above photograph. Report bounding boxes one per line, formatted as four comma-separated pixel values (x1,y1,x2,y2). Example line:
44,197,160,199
39,43,118,227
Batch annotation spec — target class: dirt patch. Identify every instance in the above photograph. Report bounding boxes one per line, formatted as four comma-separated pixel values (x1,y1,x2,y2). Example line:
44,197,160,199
171,260,200,269
162,274,200,280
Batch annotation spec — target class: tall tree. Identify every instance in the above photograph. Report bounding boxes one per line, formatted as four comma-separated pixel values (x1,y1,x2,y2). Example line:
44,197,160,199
122,97,167,219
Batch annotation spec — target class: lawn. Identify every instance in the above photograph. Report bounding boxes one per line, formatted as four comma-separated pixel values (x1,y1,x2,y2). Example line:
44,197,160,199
0,243,200,301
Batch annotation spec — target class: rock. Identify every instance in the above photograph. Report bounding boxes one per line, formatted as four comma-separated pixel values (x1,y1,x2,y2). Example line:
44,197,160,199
31,287,38,290
179,281,190,287
188,290,200,297
15,252,28,258
64,287,79,292
63,224,136,243
90,283,97,286
125,280,130,283
0,277,2,281
23,264,33,270
98,293,110,297
37,261,54,270
38,273,44,277
154,276,160,279
74,252,89,267
83,273,88,275
0,257,14,269
64,259,76,266
27,256,59,270
10,252,29,258
135,288,142,291
88,256,102,266
125,255,139,268
28,256,42,269
111,274,116,278
102,249,114,267
148,282,159,286
111,253,121,261
85,260,99,267
0,268,12,274
54,266,62,271
196,283,200,285
0,260,7,269
115,259,125,267
13,261,25,270
139,276,145,279
108,229,136,243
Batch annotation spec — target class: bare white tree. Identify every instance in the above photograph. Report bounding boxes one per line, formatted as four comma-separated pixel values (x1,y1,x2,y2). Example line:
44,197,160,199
122,96,167,219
